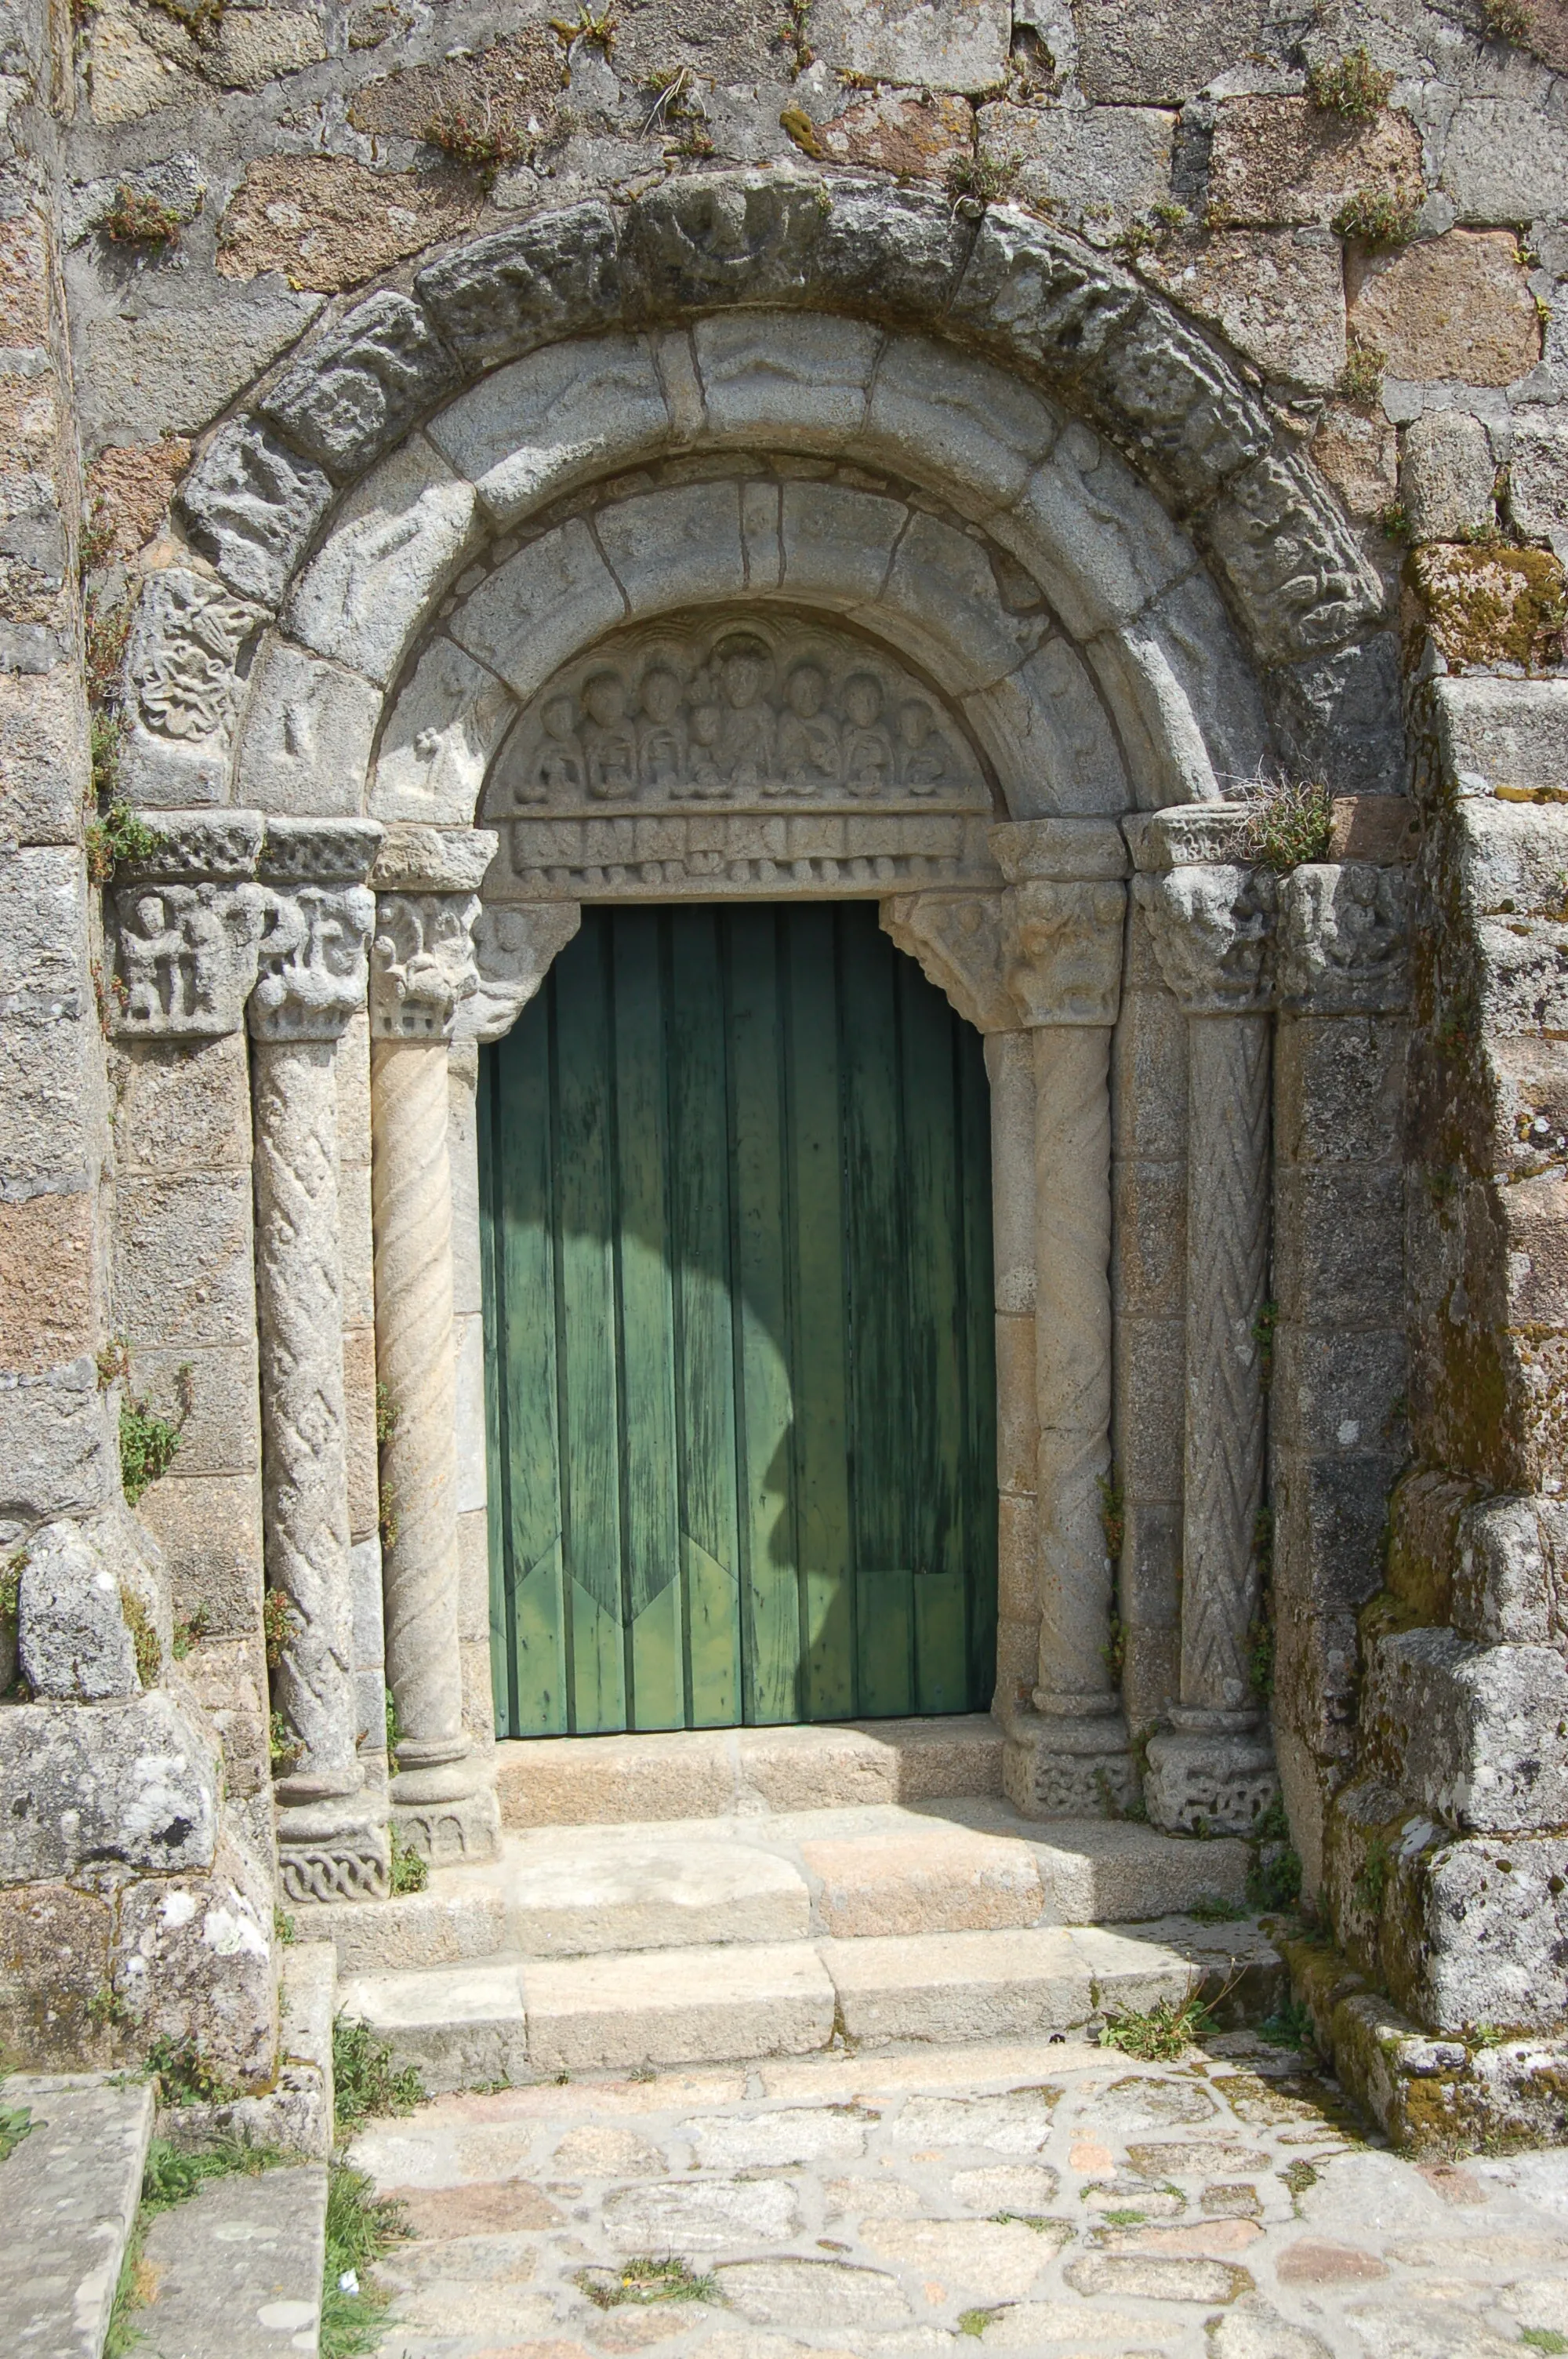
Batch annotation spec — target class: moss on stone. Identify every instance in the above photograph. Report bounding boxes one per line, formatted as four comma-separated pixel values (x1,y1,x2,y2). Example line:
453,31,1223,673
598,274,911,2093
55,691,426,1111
1408,543,1568,673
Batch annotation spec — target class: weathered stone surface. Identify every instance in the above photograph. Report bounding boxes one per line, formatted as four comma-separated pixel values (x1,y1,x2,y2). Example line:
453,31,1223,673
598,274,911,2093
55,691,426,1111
1209,98,1424,230
1075,0,1268,101
1508,411,1568,560
348,27,565,158
236,638,382,816
1401,409,1496,543
372,638,517,827
603,2172,802,2249
808,0,1008,89
524,1939,836,2070
1269,635,1405,798
1412,543,1567,672
415,201,620,373
1207,448,1385,660
1348,232,1541,388
982,101,1178,227
1439,94,1568,227
0,1689,220,1882
815,88,972,178
1362,1628,1568,1833
17,1519,139,1701
716,2254,913,2327
260,291,457,482
0,1189,95,1376
285,440,475,687
1312,402,1398,522
77,278,321,451
426,333,669,524
139,2162,326,2358
84,438,191,560
1139,229,1346,392
114,1833,274,2079
0,2075,153,2359
219,156,479,294
178,421,333,607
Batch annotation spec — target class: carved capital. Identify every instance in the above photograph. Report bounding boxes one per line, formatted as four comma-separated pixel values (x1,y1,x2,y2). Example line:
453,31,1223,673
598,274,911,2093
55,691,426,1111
1002,881,1125,1028
249,885,375,1042
1134,864,1275,1016
110,879,265,1038
1276,861,1409,1014
371,890,481,1040
880,892,1015,1034
459,902,583,1044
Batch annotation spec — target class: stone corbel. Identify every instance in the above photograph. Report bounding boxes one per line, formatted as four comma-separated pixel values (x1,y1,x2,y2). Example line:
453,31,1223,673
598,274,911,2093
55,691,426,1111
880,890,1015,1034
458,901,584,1045
107,810,267,1038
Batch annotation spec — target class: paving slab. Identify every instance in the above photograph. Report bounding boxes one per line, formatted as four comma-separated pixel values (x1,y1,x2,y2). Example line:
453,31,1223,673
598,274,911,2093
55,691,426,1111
524,1938,837,2070
136,2161,327,2359
0,2070,154,2359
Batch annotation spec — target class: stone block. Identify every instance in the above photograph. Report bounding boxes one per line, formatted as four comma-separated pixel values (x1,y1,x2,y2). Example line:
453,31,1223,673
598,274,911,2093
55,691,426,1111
997,1489,1037,1627
982,101,1176,226
1439,95,1568,227
1113,975,1186,1161
1428,675,1568,803
809,180,975,323
78,278,322,452
947,205,1142,380
235,637,381,816
1348,231,1541,389
0,663,87,848
823,1924,1117,2042
426,333,670,528
1206,449,1385,663
1138,228,1345,392
1076,0,1267,100
339,1961,526,2093
448,519,624,700
1450,792,1568,923
259,290,456,483
1083,309,1272,501
127,1346,258,1481
1454,1492,1568,1648
779,478,906,607
1272,1165,1404,1325
0,2074,153,2359
0,1688,220,1883
1113,1160,1185,1317
416,202,621,374
0,1189,95,1375
994,1313,1037,1498
285,441,476,688
1114,1316,1185,1500
808,0,1007,89
1399,1831,1568,2037
697,311,877,454
0,1880,116,2067
1311,402,1398,524
114,1833,275,2082
1274,1011,1406,1169
219,154,479,296
855,333,1058,516
1209,97,1424,230
1006,424,1189,640
525,1939,835,2070
184,1630,269,1797
0,844,84,1014
1275,1449,1399,1619
18,1519,140,1700
115,1170,257,1349
1117,569,1272,805
1119,1498,1180,1627
1267,636,1406,801
342,1322,378,1544
0,1357,114,1536
1401,410,1496,544
0,1007,100,1187
595,479,747,618
1363,1627,1568,1833
1271,1326,1406,1458
1508,411,1568,559
178,420,334,609
136,1474,263,1636
372,637,517,827
880,508,1045,691
1497,1170,1568,1326
967,634,1131,816
112,1034,251,1178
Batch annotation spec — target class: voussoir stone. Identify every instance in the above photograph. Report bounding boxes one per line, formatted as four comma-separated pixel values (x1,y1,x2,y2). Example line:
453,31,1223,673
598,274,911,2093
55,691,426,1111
622,173,837,317
259,290,458,481
178,420,334,607
414,200,622,373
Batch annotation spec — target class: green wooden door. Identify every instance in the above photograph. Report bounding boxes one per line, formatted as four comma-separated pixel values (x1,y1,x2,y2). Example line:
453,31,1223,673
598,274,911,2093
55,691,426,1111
478,902,996,1736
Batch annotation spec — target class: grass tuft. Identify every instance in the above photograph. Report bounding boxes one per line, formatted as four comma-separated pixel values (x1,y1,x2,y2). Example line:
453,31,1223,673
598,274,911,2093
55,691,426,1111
321,2160,408,2359
1238,776,1334,872
577,2255,717,2308
1256,1997,1317,2052
1098,1989,1213,2061
1308,45,1394,120
0,2101,31,2164
332,2016,426,2132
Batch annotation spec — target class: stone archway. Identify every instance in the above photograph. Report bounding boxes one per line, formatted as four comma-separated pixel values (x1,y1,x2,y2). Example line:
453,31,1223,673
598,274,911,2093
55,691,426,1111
111,174,1403,1893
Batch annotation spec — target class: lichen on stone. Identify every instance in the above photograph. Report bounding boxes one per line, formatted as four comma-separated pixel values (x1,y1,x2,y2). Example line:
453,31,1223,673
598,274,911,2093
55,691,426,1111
1407,543,1568,674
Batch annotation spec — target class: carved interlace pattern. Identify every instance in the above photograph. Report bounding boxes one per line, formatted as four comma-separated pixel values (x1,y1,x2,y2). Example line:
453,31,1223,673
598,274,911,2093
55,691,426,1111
277,1842,390,1905
372,1037,467,1766
1181,1013,1272,1714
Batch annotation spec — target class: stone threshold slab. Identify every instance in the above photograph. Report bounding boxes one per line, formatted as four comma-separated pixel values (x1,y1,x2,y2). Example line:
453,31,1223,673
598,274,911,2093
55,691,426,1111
138,2161,328,2359
338,1923,1205,2088
306,1804,1250,1977
0,2070,155,2359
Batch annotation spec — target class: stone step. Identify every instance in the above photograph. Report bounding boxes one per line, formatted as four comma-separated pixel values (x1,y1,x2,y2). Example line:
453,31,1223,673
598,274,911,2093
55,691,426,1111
136,2161,328,2359
304,1801,1250,1977
0,2070,154,2359
494,1714,1006,1826
339,1921,1214,2087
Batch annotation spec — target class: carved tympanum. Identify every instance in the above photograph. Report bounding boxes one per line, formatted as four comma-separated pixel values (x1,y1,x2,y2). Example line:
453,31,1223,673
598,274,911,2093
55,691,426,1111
485,615,989,816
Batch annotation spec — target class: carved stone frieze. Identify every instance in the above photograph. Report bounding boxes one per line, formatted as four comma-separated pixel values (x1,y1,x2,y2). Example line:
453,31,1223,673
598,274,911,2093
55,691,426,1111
1004,881,1126,1029
250,885,375,1042
120,569,267,805
276,1837,390,1906
110,879,265,1038
880,892,1014,1034
495,811,1001,900
371,890,482,1040
1276,861,1409,1014
485,614,989,816
459,902,584,1044
1134,863,1275,1016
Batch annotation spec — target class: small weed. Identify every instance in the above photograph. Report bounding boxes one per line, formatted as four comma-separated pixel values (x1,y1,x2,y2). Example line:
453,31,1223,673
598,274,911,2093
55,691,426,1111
1281,2158,1319,2198
1151,198,1189,230
85,589,132,706
550,2,617,55
1240,777,1334,872
1257,1997,1317,2052
146,2034,241,2107
1247,1844,1302,1910
269,1707,303,1776
579,2254,718,2308
1247,1605,1276,1703
1483,0,1531,41
1252,1303,1278,1386
1339,340,1387,407
1332,184,1421,248
1308,45,1394,120
171,1604,208,1659
1102,1609,1127,1684
103,187,187,247
779,104,826,159
421,105,525,184
1466,2021,1512,2050
374,1381,398,1445
1356,1835,1393,1914
119,1396,181,1505
775,0,814,74
959,2312,998,2339
1102,2205,1148,2225
1098,1989,1212,2060
321,2159,407,2359
142,2135,281,2214
86,800,165,886
120,1585,160,1685
274,1906,296,1945
1098,1469,1125,1560
1380,498,1410,541
643,64,706,137
385,1681,401,1753
1520,2332,1568,2354
945,153,1018,206
146,0,223,38
89,712,124,805
263,1586,298,1670
96,1337,129,1389
389,1828,428,1896
555,2069,572,2085
0,2101,31,2164
1189,1894,1248,1923
0,1547,26,1626
332,2015,426,2132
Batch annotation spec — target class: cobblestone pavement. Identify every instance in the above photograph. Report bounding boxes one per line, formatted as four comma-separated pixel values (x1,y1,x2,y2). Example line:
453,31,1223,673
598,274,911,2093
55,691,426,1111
347,2029,1568,2358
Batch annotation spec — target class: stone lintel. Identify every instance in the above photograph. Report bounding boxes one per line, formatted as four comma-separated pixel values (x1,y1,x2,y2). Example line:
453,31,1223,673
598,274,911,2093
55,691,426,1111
990,817,1131,884
117,808,265,885
370,823,499,896
1123,806,1257,873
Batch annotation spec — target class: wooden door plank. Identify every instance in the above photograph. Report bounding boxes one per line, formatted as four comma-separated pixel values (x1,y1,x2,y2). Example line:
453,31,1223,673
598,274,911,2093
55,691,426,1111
668,911,742,1726
957,1021,999,1710
786,907,855,1721
552,918,627,1733
727,911,800,1725
612,912,684,1730
477,1056,510,1736
898,961,966,1715
840,912,913,1717
493,1016,569,1736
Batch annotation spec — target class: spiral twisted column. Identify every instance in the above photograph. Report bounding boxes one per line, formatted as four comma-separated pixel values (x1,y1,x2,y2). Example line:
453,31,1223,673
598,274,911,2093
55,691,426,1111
249,846,390,1904
1135,849,1282,1835
369,833,499,1866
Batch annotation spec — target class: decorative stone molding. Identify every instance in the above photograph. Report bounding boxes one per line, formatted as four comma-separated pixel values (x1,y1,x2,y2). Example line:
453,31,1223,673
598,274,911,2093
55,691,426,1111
1134,840,1279,1834
1003,883,1127,1029
880,892,1014,1034
459,902,583,1045
120,568,267,807
371,892,484,1041
1276,862,1410,1015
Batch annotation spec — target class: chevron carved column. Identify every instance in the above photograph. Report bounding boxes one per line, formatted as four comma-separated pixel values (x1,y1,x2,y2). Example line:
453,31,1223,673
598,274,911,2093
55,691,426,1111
370,826,501,1868
1134,827,1281,1834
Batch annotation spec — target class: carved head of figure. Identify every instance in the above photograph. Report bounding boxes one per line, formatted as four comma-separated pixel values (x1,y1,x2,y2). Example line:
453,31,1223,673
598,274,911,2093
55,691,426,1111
691,702,722,750
785,664,827,718
641,667,682,724
842,674,884,729
583,674,627,729
896,700,931,747
720,644,768,710
541,695,580,743
132,890,167,940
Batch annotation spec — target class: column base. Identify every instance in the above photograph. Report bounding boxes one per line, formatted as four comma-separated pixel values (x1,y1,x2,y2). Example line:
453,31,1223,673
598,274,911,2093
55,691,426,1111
276,1797,391,1906
391,1776,500,1867
1000,1703,1139,1820
1144,1715,1279,1835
